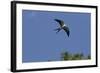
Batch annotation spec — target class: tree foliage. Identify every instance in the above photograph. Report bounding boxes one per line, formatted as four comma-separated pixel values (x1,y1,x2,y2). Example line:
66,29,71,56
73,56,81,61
61,51,90,61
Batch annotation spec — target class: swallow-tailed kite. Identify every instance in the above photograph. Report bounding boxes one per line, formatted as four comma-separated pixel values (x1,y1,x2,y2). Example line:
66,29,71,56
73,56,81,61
54,19,70,37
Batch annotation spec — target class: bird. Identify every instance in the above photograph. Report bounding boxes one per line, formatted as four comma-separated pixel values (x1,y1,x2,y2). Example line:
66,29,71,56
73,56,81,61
54,19,70,37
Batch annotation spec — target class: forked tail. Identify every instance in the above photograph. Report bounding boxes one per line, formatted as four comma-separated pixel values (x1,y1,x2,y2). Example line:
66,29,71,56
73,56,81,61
54,28,61,33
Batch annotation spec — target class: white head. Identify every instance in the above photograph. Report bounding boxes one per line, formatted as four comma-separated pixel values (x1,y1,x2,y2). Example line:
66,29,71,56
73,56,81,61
63,24,66,27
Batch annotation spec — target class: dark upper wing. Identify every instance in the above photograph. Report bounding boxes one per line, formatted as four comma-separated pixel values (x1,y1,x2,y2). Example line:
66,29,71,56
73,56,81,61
54,19,64,27
63,26,70,37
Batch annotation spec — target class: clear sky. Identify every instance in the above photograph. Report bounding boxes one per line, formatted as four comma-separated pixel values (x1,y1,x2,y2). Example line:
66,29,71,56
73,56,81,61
22,10,91,63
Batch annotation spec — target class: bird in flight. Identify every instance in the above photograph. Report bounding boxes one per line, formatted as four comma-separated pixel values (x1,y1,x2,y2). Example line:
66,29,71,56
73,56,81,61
54,19,70,37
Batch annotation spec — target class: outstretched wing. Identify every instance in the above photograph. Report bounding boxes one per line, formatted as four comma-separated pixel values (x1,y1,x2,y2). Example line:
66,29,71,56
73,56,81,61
54,19,64,27
63,26,70,37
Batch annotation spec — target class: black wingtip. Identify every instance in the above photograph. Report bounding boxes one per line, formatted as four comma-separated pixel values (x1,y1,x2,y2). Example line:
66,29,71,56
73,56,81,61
54,19,60,21
54,19,58,21
67,33,70,37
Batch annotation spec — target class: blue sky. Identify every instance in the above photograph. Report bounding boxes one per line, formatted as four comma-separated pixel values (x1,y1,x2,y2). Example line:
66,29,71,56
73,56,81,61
22,10,91,63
